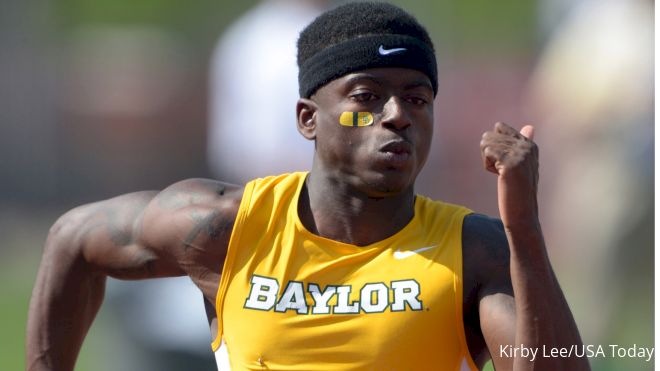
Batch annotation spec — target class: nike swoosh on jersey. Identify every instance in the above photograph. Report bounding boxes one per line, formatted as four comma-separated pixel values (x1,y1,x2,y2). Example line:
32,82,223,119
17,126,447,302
393,245,438,260
378,45,407,56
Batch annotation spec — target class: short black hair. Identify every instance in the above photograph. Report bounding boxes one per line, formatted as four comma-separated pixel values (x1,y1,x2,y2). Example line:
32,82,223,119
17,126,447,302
297,2,434,68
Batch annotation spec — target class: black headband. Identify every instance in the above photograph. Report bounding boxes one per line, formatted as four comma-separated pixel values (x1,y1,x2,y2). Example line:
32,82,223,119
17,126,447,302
298,34,437,98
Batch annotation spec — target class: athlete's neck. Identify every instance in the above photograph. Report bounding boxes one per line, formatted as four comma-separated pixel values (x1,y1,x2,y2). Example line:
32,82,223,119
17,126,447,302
299,170,415,246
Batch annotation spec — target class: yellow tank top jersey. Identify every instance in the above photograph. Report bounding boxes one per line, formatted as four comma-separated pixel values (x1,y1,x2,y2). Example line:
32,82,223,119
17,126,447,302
212,172,479,371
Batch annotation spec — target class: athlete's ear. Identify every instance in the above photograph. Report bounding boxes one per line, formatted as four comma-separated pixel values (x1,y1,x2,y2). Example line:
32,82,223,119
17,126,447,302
296,98,317,140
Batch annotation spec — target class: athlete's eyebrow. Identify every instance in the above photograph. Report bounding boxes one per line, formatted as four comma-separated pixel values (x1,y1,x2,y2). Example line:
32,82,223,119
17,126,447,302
344,74,383,87
404,80,433,93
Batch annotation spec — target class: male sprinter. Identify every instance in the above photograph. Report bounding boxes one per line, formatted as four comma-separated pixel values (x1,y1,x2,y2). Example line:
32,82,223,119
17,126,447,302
26,3,589,370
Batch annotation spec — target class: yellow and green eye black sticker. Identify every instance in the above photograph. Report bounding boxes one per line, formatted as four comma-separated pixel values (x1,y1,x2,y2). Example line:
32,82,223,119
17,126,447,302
339,111,374,127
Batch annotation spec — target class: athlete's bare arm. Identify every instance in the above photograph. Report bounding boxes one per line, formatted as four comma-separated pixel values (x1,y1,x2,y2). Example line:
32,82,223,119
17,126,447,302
462,214,513,368
463,122,589,370
26,179,242,371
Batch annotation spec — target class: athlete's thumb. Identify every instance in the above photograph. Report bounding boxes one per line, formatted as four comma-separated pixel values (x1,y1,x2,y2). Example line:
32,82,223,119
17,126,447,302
520,125,535,141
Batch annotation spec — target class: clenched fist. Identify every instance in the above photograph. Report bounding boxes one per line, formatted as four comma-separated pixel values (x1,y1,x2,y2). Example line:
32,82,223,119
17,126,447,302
480,122,540,231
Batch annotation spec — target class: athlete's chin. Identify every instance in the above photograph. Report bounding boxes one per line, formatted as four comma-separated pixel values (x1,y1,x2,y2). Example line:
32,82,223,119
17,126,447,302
363,169,415,197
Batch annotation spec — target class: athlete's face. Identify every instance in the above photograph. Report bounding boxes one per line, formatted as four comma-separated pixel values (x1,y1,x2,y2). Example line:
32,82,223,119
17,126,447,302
297,67,434,197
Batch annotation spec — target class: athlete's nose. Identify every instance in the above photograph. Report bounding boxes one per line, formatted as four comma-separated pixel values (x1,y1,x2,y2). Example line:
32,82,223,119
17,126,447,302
380,96,411,131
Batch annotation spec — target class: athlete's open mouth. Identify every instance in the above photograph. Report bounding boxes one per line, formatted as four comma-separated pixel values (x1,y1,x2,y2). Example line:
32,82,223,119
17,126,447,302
379,140,412,155
377,140,413,169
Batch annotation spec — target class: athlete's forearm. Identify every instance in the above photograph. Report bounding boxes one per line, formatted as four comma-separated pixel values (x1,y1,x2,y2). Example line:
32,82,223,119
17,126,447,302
26,217,107,371
480,123,589,370
505,221,590,371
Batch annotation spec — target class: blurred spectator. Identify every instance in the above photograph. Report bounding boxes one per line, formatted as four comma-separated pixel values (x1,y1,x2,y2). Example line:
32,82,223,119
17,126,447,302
207,0,331,183
527,0,653,349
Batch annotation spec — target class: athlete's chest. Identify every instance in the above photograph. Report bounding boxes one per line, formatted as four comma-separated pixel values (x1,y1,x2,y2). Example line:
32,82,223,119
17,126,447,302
214,178,474,369
221,237,464,370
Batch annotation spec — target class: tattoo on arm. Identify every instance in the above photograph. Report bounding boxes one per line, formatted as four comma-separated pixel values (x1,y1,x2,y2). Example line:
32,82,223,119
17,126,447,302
78,209,131,247
183,209,232,251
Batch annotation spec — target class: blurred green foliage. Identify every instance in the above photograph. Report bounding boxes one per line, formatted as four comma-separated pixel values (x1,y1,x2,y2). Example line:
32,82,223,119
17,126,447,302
53,0,536,52
54,0,260,47
0,252,35,370
403,0,537,53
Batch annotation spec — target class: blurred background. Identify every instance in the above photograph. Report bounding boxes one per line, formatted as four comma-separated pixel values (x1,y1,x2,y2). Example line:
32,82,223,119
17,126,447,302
1,0,653,370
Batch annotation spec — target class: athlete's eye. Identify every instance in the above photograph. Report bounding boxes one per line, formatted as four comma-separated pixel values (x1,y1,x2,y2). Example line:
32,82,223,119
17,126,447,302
405,96,428,106
350,91,378,103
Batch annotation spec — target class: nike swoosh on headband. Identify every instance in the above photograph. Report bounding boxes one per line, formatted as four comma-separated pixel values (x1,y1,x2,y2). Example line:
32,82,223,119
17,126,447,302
378,45,407,56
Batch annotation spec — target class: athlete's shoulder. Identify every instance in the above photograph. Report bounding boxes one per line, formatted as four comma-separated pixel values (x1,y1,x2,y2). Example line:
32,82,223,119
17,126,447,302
156,178,244,208
416,194,471,212
152,172,303,223
140,178,245,249
241,172,308,205
414,196,472,232
247,172,308,191
462,213,510,284
462,213,506,242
